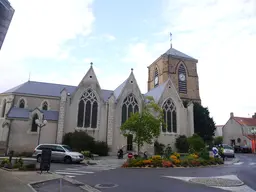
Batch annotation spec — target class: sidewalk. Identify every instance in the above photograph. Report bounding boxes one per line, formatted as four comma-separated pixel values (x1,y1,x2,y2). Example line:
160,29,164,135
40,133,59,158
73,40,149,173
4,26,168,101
0,168,61,192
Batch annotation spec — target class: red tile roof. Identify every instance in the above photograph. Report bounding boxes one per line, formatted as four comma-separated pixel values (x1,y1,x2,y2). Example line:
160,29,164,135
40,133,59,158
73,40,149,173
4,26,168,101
233,117,256,126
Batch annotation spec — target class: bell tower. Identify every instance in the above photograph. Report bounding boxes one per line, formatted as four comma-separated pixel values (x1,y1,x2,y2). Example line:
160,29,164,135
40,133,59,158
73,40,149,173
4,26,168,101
147,47,201,103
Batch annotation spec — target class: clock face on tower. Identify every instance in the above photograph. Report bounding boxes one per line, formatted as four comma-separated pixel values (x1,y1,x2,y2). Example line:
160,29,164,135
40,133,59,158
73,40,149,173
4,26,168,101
154,76,159,86
179,73,186,81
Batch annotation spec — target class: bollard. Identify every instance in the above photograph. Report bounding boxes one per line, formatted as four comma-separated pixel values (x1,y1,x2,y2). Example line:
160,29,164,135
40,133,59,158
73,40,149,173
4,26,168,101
59,178,62,192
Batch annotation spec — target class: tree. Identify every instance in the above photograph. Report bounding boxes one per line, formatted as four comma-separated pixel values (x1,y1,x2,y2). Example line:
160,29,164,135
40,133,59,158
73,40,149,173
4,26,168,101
175,135,189,153
214,136,223,145
184,101,216,143
120,96,164,153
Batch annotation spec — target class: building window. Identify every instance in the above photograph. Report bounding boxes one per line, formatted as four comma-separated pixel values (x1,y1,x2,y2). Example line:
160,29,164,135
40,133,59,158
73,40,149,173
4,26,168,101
31,114,39,132
154,68,159,87
162,98,177,133
19,99,25,108
77,89,98,128
121,94,139,124
1,99,6,117
178,63,187,94
42,101,48,110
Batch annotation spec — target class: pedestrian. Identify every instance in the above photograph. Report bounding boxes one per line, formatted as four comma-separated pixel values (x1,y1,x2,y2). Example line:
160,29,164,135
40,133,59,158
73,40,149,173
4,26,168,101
218,144,225,161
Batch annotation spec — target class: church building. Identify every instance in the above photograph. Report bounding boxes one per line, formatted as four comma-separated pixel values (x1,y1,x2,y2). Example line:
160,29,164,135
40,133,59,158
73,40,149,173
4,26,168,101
0,47,200,155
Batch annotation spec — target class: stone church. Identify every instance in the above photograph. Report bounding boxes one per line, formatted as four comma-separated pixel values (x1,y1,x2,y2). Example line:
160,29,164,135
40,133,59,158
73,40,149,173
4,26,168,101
0,47,200,155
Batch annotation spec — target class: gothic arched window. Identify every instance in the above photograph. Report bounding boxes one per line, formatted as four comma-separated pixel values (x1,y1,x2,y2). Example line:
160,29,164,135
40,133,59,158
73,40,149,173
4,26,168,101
121,94,139,124
1,99,6,117
42,101,48,111
19,99,25,108
162,98,177,133
31,114,39,132
154,67,159,87
77,89,98,128
178,63,187,94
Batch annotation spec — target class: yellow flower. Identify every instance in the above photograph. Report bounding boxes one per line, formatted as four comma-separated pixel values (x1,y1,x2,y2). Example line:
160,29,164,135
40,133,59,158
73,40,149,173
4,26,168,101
170,155,177,160
173,152,180,158
152,155,161,159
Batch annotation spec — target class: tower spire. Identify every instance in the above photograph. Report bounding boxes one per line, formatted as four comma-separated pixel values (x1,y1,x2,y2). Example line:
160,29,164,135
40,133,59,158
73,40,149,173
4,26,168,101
170,32,172,48
28,72,31,81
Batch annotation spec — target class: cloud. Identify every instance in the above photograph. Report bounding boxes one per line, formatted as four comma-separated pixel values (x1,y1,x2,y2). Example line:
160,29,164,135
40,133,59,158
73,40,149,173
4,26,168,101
0,0,95,93
123,0,256,124
0,0,95,61
103,34,116,41
159,0,256,124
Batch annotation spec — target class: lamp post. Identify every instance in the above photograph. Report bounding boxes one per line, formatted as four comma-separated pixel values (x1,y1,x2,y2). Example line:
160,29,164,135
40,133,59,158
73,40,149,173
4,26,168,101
251,128,256,153
35,118,47,145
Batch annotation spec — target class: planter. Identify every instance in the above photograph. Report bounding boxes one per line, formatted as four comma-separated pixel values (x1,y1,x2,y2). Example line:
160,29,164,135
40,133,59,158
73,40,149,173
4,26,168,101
0,157,37,166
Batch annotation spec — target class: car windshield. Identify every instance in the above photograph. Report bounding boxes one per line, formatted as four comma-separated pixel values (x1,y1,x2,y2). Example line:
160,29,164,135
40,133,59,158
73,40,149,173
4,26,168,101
223,145,233,149
61,145,72,152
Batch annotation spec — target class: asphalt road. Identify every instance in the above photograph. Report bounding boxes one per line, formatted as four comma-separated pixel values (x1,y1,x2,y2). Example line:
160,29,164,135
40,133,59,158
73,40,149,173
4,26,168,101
48,154,256,192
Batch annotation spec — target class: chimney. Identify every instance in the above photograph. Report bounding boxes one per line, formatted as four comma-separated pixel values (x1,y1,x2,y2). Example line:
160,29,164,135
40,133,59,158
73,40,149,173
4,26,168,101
230,112,234,118
252,113,256,119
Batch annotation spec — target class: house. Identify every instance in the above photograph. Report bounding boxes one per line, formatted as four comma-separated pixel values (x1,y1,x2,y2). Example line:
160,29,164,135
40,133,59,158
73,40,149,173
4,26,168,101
214,125,223,137
222,112,256,152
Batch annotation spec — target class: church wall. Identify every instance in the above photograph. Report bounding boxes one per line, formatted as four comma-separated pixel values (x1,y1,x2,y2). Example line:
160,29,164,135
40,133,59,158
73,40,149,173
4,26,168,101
111,77,144,153
14,95,60,111
8,119,57,152
64,85,107,142
157,83,188,150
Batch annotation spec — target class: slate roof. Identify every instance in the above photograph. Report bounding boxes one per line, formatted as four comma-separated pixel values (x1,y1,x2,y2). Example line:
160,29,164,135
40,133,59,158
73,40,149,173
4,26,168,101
2,81,113,102
144,80,168,103
233,117,256,126
113,79,127,100
7,107,59,121
165,47,197,61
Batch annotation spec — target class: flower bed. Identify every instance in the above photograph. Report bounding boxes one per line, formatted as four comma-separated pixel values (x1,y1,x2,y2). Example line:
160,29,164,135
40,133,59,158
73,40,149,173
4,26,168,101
0,157,37,171
122,152,224,168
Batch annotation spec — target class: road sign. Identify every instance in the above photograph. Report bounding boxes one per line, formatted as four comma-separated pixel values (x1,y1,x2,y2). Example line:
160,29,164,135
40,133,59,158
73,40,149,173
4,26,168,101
128,153,133,159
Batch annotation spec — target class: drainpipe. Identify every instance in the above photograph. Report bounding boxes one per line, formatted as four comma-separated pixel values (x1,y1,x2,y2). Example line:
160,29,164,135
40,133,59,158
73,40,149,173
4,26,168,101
5,119,12,156
105,102,109,143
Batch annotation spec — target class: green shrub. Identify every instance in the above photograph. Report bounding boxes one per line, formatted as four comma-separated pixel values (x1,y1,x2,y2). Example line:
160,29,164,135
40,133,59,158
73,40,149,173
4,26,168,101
199,148,210,160
175,135,189,153
63,131,109,156
214,136,223,145
0,158,9,167
81,151,92,158
92,141,109,156
154,141,165,155
187,134,205,152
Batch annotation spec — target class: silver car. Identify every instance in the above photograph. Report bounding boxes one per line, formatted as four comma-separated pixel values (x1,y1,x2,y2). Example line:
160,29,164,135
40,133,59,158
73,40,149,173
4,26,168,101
32,144,84,164
223,144,235,158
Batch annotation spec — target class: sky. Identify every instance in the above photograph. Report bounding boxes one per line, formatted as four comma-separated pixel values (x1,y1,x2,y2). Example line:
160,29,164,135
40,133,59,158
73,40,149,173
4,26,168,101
0,0,256,125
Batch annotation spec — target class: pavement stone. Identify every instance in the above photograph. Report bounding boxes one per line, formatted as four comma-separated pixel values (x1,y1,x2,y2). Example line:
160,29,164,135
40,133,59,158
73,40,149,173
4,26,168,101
189,178,244,187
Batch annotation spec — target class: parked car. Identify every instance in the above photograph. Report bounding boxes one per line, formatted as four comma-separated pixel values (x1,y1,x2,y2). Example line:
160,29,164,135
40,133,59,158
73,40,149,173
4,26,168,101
32,144,84,164
222,144,235,158
234,145,252,153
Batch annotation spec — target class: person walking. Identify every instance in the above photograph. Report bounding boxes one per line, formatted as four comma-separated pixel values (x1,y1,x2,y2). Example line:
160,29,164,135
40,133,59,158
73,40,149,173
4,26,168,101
218,144,225,161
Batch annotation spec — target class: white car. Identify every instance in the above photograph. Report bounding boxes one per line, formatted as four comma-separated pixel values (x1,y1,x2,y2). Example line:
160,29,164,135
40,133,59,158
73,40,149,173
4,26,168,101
222,144,235,158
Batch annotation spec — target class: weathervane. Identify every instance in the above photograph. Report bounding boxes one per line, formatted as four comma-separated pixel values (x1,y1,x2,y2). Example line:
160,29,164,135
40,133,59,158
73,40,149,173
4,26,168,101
170,32,172,48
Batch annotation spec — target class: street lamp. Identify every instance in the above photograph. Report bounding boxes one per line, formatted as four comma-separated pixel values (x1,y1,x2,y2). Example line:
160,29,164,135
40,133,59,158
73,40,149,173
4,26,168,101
251,128,256,153
35,118,47,145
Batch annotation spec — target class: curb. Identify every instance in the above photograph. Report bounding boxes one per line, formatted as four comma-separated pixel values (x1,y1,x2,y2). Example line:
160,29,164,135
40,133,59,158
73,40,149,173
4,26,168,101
123,164,224,169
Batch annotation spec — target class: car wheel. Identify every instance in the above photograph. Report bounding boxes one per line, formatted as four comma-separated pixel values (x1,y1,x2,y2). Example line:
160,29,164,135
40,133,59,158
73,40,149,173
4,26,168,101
37,155,42,163
64,156,72,164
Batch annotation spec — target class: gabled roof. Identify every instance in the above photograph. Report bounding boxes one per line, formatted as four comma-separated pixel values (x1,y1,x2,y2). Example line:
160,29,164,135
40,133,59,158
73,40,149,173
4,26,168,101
113,79,128,100
233,117,256,126
144,80,168,103
2,81,113,102
164,47,197,61
7,107,59,121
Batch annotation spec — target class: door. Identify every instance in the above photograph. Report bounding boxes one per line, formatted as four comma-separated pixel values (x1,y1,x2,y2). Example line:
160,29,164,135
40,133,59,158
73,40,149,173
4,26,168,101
127,134,133,151
53,146,66,161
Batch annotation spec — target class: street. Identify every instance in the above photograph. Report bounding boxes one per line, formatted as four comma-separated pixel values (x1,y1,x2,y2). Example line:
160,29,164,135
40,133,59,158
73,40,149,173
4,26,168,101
46,154,256,192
